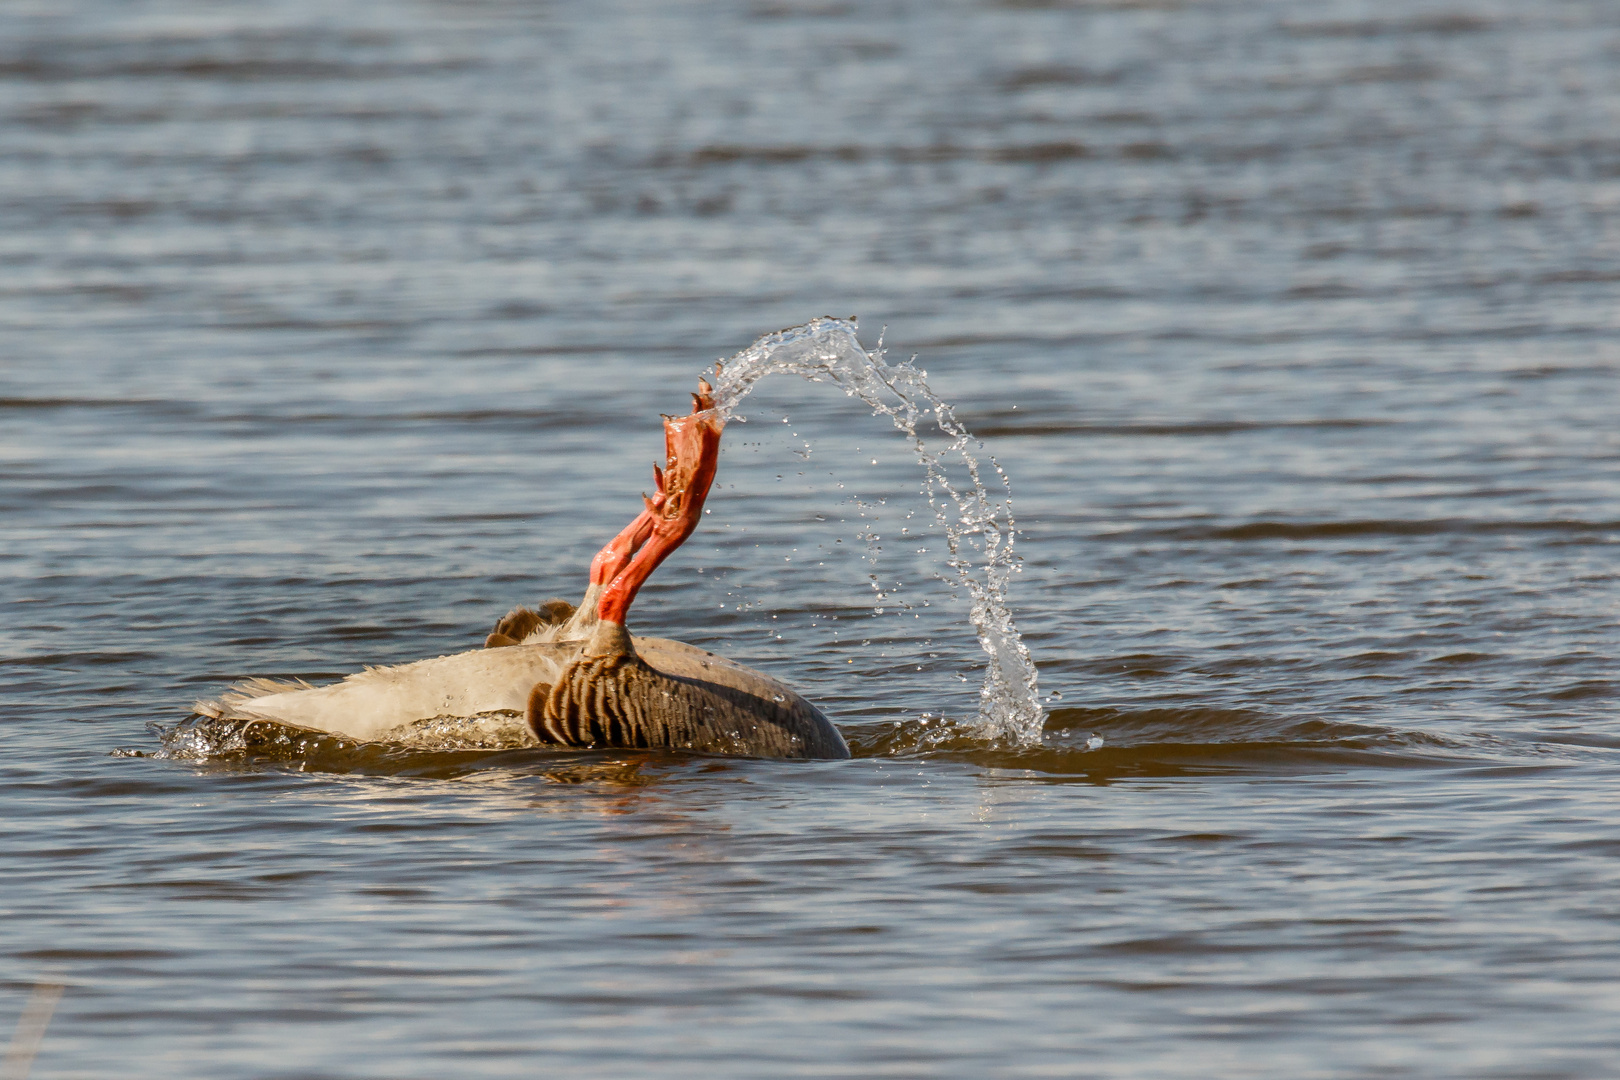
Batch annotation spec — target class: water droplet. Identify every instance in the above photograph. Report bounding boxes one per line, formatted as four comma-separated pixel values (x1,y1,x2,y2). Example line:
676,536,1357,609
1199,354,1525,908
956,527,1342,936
707,317,1043,745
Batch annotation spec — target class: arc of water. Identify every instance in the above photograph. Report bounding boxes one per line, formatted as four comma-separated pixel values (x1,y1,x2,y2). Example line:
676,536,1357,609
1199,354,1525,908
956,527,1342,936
709,317,1045,746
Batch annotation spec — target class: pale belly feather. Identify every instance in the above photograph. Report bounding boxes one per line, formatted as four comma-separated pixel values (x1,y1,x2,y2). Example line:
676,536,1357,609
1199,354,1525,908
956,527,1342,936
199,635,815,748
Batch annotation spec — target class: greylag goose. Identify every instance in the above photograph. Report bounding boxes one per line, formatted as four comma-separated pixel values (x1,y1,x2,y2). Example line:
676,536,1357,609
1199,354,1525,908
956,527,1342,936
195,379,850,760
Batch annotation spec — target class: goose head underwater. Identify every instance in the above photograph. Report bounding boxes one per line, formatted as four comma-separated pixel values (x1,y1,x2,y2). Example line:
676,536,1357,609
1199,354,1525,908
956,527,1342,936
195,377,851,760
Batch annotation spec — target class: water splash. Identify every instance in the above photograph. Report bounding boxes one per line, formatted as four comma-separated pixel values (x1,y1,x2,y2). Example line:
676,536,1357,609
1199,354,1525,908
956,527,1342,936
145,715,255,760
710,317,1045,745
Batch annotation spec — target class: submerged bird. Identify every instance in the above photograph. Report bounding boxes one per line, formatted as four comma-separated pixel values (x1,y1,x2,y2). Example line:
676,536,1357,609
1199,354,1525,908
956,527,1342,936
195,378,850,760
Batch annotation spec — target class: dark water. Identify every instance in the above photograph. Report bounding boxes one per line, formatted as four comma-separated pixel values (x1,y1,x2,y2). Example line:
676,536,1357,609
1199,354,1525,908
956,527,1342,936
5,0,1620,1075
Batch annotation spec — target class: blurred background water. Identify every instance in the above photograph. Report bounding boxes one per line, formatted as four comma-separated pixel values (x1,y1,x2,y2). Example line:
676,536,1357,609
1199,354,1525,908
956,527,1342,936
3,0,1619,1076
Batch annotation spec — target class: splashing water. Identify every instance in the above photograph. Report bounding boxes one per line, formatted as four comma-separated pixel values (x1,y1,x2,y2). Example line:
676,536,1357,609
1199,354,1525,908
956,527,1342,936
710,317,1045,746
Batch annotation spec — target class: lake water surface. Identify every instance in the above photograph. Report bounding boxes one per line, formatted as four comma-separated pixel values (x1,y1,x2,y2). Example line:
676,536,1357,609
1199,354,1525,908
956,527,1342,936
4,0,1620,1076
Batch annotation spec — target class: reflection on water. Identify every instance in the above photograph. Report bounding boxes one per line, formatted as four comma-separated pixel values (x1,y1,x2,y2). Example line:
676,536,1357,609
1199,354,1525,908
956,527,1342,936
6,0,1620,1076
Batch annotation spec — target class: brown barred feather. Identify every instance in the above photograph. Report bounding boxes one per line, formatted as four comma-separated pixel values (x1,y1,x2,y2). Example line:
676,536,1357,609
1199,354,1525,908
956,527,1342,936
484,599,579,649
525,640,845,758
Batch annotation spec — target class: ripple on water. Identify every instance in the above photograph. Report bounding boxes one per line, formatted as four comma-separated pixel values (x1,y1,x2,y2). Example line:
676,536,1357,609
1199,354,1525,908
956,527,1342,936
8,1,1620,1075
144,699,1489,786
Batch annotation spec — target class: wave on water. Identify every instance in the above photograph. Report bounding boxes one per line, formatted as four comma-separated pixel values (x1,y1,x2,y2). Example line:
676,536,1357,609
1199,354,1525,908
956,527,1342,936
1139,519,1620,541
845,705,1490,779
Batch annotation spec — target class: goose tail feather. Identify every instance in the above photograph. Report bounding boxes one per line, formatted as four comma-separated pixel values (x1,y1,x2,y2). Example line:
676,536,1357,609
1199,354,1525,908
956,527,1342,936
193,676,315,719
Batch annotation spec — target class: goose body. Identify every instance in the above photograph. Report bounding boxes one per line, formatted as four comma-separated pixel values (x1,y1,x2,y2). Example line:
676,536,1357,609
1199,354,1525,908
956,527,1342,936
194,377,851,761
197,633,845,759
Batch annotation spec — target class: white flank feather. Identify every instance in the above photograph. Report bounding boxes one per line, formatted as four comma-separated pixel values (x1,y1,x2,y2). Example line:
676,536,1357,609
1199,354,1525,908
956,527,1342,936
192,644,576,744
